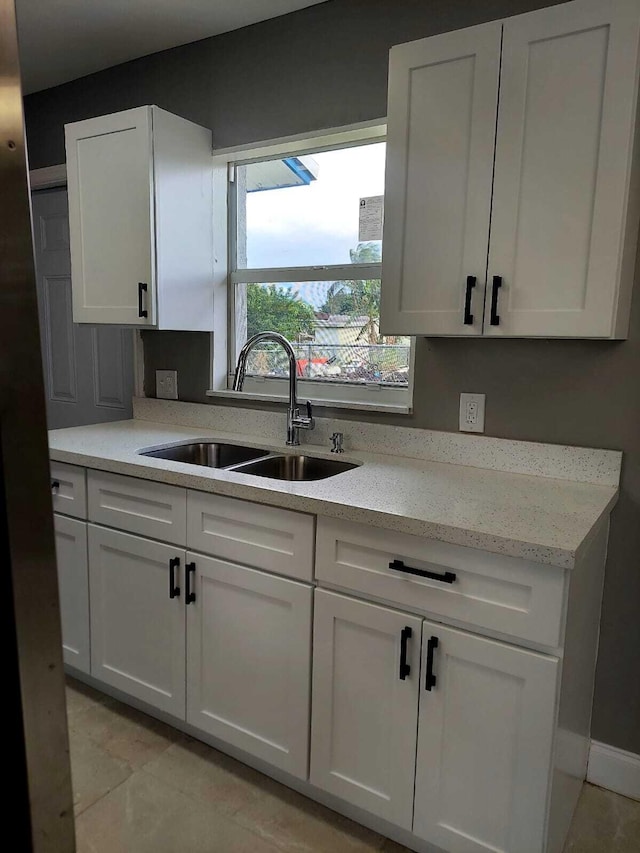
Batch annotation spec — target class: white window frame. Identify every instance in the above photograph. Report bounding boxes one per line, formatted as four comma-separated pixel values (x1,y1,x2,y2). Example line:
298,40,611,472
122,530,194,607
206,120,415,414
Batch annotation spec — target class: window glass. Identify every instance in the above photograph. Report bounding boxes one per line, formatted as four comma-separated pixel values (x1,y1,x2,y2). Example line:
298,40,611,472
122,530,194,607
230,137,412,400
235,280,410,387
236,142,386,269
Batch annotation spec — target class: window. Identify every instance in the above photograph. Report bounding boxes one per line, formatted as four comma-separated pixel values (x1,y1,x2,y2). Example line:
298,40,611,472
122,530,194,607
213,124,414,412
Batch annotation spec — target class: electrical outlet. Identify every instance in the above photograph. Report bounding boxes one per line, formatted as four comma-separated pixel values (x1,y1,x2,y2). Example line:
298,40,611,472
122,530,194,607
156,369,178,400
459,393,485,433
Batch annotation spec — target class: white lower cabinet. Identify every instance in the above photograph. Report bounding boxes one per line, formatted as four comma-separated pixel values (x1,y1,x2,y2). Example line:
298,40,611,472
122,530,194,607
54,513,90,674
88,524,186,717
310,590,560,851
50,464,605,853
310,589,422,829
414,621,559,853
186,552,312,778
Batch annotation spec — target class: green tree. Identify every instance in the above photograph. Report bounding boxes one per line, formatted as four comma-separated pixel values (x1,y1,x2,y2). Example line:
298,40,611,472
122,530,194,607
349,242,382,264
246,284,316,340
320,243,383,344
320,287,356,315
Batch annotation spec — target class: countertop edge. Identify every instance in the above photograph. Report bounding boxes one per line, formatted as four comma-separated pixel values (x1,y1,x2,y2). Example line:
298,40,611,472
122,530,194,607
49,446,618,570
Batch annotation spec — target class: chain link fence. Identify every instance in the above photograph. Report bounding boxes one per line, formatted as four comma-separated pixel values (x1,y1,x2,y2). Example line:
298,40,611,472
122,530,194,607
244,342,410,386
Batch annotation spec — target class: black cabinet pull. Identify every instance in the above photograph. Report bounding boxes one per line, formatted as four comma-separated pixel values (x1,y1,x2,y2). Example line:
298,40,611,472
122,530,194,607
138,282,148,318
399,626,412,680
389,559,456,584
463,275,476,325
169,557,180,599
425,636,439,691
51,480,60,494
185,561,196,604
490,275,502,325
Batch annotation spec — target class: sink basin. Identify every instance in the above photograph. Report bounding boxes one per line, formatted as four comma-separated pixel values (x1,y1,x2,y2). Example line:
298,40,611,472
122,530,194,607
233,454,359,481
140,442,268,468
140,442,359,481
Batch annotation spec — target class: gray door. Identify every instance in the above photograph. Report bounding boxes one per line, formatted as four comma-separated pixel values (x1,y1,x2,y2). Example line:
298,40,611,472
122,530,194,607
32,188,134,429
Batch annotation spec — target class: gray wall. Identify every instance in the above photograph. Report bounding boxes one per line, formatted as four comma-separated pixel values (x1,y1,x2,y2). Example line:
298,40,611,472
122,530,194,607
25,0,639,755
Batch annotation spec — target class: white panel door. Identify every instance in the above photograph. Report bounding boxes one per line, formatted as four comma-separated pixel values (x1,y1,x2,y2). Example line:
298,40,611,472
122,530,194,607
310,589,422,830
65,106,155,325
381,22,501,335
54,514,90,674
186,553,312,778
486,0,640,338
88,525,185,717
32,188,134,428
414,621,559,852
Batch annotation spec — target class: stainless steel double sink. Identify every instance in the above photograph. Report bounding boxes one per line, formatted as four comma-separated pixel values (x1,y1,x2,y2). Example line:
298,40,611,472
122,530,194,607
139,441,358,481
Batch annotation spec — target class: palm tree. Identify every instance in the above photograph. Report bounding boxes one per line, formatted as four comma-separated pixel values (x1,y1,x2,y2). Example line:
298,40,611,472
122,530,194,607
321,243,383,345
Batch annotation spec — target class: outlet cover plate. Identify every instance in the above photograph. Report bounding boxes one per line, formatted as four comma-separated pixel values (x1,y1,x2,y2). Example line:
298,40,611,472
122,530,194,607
459,392,485,433
156,369,178,400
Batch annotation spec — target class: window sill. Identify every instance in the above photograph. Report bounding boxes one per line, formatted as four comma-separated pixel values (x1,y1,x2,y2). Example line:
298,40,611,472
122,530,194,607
205,388,412,415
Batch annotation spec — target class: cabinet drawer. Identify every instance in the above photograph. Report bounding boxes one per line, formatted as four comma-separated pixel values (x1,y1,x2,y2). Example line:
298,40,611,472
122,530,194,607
316,517,566,647
88,470,186,545
187,491,315,582
51,462,87,519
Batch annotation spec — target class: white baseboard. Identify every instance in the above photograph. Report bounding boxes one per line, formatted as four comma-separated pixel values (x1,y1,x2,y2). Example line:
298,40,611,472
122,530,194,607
588,740,640,801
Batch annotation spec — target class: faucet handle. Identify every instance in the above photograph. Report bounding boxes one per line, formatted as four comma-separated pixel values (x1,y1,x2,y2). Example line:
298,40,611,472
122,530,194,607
291,400,314,432
330,432,344,453
303,400,315,430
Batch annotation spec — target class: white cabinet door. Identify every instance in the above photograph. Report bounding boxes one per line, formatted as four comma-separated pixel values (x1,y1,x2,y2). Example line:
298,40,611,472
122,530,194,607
54,514,90,674
310,589,422,829
414,621,559,852
381,22,501,336
88,524,186,717
65,107,155,325
186,553,312,779
486,0,640,338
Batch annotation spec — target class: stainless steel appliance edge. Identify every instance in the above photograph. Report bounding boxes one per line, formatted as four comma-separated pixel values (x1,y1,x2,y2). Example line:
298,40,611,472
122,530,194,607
0,0,75,848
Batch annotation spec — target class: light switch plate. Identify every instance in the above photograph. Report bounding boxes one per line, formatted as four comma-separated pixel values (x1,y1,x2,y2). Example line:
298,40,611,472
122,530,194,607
156,369,178,400
459,392,485,433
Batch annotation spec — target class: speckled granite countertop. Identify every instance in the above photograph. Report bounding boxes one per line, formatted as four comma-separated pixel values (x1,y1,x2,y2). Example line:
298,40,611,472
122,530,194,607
48,415,620,569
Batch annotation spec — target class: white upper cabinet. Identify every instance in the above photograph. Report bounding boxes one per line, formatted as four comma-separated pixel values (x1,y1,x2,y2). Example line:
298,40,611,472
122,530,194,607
65,106,214,329
381,0,640,339
381,22,501,336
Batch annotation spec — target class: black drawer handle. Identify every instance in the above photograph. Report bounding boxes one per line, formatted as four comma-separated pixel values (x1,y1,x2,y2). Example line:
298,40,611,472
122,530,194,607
185,561,196,604
389,559,456,584
169,557,180,599
138,282,148,318
51,480,60,494
490,275,502,325
463,275,476,325
399,626,412,680
425,635,439,691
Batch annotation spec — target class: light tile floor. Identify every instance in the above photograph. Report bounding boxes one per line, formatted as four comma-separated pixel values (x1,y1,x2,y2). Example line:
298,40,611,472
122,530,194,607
66,678,640,853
